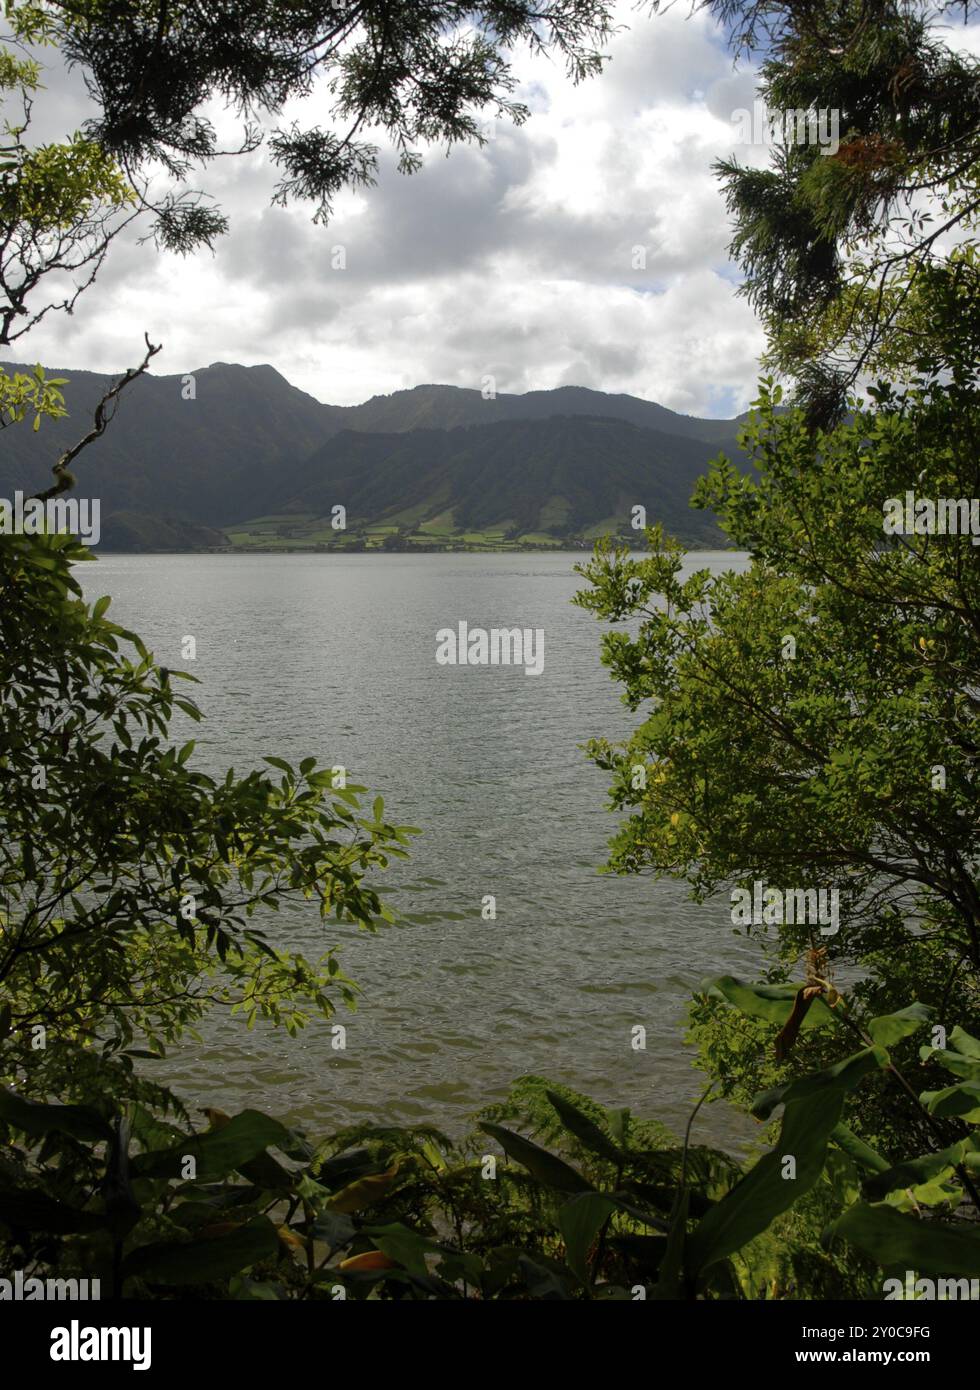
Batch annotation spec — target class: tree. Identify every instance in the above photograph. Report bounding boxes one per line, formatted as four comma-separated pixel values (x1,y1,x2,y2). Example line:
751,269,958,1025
697,0,980,419
0,515,418,1111
1,0,616,343
0,4,423,1118
0,0,618,1118
0,0,619,1095
575,0,980,1166
1,12,137,347
576,370,980,1139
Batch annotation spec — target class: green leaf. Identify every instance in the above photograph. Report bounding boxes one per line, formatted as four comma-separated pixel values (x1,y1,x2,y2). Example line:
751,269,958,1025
751,1046,888,1121
919,1047,980,1081
557,1192,617,1285
0,1087,113,1144
686,1048,886,1277
652,1187,690,1300
828,1203,980,1277
435,1247,485,1288
131,1109,296,1181
364,1222,443,1278
314,1148,377,1187
867,1002,932,1046
702,975,836,1031
919,1081,980,1122
831,1123,890,1174
310,1209,356,1249
948,1026,980,1060
122,1216,279,1286
607,1108,630,1148
326,1163,404,1213
479,1122,592,1194
103,1116,141,1237
546,1090,623,1164
228,1276,284,1300
863,1137,980,1201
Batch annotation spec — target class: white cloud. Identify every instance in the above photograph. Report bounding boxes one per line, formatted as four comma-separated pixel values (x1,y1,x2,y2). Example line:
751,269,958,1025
8,5,975,415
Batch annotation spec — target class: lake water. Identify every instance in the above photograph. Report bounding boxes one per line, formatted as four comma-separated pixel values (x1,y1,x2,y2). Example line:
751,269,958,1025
80,550,760,1146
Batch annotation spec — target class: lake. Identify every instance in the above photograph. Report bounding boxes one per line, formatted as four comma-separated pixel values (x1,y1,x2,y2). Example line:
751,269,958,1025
80,550,760,1146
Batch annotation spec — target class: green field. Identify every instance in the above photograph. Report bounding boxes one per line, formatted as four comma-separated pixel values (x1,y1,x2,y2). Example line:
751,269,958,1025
223,512,591,552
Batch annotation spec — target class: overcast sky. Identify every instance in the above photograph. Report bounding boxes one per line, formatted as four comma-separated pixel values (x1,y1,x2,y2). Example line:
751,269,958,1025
6,3,980,417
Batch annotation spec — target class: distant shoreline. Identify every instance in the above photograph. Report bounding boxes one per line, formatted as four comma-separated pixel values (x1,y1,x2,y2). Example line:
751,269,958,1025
91,542,736,556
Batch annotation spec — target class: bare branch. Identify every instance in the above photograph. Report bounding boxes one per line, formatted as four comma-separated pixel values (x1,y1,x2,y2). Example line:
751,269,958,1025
29,334,163,502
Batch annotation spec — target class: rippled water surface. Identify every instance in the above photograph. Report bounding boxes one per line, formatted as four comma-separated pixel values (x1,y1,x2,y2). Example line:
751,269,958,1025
80,550,758,1144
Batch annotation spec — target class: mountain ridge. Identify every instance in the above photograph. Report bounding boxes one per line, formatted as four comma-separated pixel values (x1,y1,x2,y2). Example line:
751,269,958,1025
0,360,747,549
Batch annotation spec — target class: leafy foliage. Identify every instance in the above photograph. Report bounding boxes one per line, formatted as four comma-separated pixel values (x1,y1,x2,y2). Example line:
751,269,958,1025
1,2,616,354
9,1,614,250
698,0,980,412
0,16,136,345
0,374,417,1115
4,0,980,1304
575,372,980,1159
4,1018,976,1299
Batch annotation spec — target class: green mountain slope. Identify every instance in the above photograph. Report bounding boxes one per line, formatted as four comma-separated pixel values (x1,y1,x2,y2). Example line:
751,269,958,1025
0,361,338,525
0,360,745,548
337,383,746,444
275,413,727,545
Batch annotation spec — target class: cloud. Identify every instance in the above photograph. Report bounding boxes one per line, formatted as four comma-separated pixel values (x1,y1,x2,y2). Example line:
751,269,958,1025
3,2,896,414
